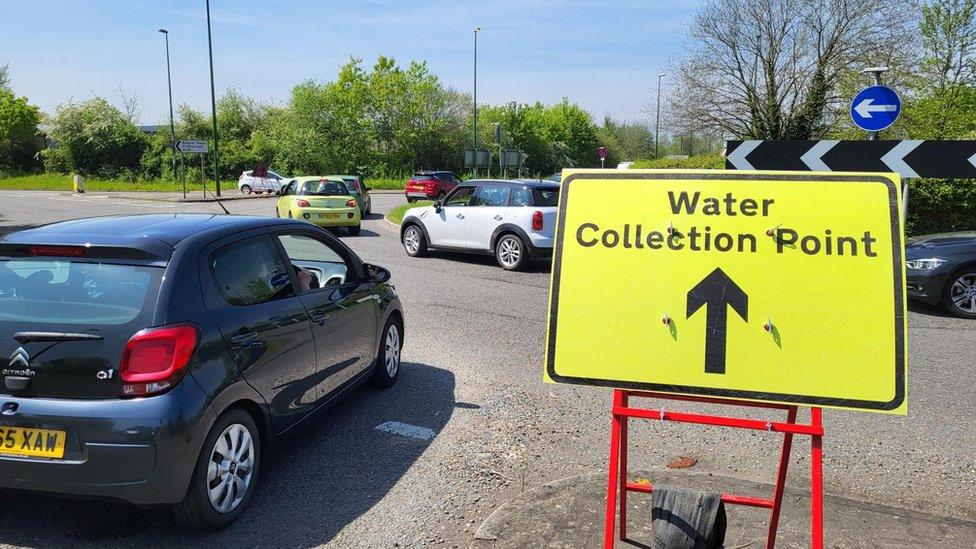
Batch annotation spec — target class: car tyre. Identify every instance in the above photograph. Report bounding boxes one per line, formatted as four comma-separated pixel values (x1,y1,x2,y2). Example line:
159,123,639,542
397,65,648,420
240,184,251,195
348,224,362,236
173,408,261,531
942,267,976,319
371,317,402,388
495,234,528,271
407,197,416,203
402,224,428,257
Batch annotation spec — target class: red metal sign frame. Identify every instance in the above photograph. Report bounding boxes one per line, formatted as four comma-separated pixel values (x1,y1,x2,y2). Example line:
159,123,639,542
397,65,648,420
604,389,824,548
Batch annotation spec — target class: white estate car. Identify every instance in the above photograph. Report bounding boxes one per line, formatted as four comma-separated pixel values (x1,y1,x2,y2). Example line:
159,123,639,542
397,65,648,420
399,179,559,270
238,170,293,194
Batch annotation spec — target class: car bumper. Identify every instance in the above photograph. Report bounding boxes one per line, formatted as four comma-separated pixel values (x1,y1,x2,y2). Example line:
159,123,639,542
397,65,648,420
295,207,361,227
0,379,211,506
526,234,554,259
405,191,434,200
906,270,948,305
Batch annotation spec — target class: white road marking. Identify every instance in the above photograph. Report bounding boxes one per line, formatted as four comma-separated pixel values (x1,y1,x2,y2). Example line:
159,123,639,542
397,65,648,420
374,421,436,441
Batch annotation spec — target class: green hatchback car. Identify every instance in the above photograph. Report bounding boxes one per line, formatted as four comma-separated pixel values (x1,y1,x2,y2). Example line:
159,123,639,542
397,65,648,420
329,175,372,216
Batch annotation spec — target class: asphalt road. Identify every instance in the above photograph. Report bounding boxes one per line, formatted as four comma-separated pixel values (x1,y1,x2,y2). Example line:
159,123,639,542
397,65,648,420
0,191,974,548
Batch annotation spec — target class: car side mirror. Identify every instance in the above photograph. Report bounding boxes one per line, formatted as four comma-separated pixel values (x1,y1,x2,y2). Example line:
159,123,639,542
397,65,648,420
434,201,443,213
363,263,391,284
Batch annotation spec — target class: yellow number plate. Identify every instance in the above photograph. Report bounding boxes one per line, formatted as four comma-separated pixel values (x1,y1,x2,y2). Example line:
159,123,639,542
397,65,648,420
0,426,66,459
319,213,339,219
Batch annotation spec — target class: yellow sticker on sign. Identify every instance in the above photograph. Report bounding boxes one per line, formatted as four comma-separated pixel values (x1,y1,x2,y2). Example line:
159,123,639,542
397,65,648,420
544,170,907,414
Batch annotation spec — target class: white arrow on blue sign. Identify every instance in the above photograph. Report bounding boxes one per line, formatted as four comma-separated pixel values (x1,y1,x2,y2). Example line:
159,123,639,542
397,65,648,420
850,85,901,132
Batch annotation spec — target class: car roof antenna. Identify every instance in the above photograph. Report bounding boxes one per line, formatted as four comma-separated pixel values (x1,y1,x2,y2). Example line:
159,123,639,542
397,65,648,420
200,175,231,214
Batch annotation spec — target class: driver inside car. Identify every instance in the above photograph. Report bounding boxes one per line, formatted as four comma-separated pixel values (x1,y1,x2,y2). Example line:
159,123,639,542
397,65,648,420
293,264,319,293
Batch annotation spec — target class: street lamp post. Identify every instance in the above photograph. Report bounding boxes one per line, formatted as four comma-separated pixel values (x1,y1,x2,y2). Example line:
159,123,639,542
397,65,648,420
655,72,665,159
158,29,177,184
472,27,480,178
205,0,220,196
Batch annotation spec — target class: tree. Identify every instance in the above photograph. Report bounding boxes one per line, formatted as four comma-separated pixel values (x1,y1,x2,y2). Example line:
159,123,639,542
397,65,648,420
45,98,147,176
0,89,42,172
596,117,654,166
670,0,913,139
903,0,976,138
0,64,10,93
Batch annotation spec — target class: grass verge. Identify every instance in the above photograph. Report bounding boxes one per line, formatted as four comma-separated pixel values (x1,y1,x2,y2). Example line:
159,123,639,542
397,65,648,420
386,200,432,225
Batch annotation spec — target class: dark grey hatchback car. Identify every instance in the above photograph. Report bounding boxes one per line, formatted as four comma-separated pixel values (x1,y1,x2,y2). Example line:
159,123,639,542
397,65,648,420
0,214,404,529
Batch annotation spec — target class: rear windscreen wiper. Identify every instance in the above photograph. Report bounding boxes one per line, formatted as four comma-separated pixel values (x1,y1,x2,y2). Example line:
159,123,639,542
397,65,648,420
13,332,104,343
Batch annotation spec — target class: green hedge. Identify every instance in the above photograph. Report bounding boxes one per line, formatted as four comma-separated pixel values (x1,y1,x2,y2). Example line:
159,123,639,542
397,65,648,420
627,155,976,237
628,155,725,170
904,179,976,237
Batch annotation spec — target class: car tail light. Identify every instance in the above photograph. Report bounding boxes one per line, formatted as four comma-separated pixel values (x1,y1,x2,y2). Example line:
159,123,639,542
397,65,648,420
346,198,357,208
28,245,86,257
120,325,198,397
297,199,310,207
532,210,544,231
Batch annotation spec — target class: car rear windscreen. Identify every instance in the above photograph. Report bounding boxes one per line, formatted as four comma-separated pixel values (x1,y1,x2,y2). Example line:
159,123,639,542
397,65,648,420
411,175,434,180
532,188,559,207
0,259,162,325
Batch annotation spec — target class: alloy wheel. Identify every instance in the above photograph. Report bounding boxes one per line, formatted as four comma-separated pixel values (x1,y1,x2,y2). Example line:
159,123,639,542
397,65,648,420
498,237,522,268
403,227,421,254
950,274,976,313
206,423,255,514
385,324,401,377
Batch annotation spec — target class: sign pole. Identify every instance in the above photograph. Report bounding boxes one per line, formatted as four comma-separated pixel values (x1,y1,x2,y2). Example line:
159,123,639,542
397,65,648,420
181,152,186,199
811,407,824,549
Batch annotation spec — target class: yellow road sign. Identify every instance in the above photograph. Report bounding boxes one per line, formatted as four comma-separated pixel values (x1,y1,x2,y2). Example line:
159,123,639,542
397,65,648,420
545,170,907,414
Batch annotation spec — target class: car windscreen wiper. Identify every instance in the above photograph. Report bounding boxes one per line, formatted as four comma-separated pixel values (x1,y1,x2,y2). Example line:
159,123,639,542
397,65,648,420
13,332,104,343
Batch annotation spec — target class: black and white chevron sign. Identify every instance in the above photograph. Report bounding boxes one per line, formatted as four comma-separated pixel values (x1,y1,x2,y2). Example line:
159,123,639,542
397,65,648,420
725,140,976,179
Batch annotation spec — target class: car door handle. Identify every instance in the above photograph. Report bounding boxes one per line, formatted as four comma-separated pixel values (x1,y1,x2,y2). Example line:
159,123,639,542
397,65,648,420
493,215,503,221
230,331,258,344
356,294,381,304
456,213,465,219
309,309,329,324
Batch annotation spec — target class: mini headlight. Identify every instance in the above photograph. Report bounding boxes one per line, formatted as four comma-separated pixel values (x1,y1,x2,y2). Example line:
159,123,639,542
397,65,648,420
906,258,947,270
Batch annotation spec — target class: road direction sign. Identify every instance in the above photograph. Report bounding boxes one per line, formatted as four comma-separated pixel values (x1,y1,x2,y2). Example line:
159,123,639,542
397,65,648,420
725,140,976,179
850,85,901,132
544,170,907,413
177,139,209,154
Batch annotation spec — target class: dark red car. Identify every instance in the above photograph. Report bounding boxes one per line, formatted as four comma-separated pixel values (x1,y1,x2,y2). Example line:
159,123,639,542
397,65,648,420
404,171,461,202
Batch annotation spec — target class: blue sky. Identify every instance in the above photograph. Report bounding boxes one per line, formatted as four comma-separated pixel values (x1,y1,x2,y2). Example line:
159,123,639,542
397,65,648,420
3,1,697,125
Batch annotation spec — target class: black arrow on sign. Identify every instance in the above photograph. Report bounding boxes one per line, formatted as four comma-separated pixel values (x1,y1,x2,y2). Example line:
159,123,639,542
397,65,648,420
686,268,749,375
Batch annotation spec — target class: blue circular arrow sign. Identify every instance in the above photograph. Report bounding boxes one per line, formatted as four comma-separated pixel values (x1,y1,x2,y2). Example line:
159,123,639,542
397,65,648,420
850,85,901,132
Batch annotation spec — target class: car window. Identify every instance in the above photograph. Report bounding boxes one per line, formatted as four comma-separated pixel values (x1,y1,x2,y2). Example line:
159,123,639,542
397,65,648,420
277,234,352,292
444,186,476,206
0,259,161,325
510,188,531,207
532,188,560,207
211,237,294,306
473,185,510,207
281,181,294,195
